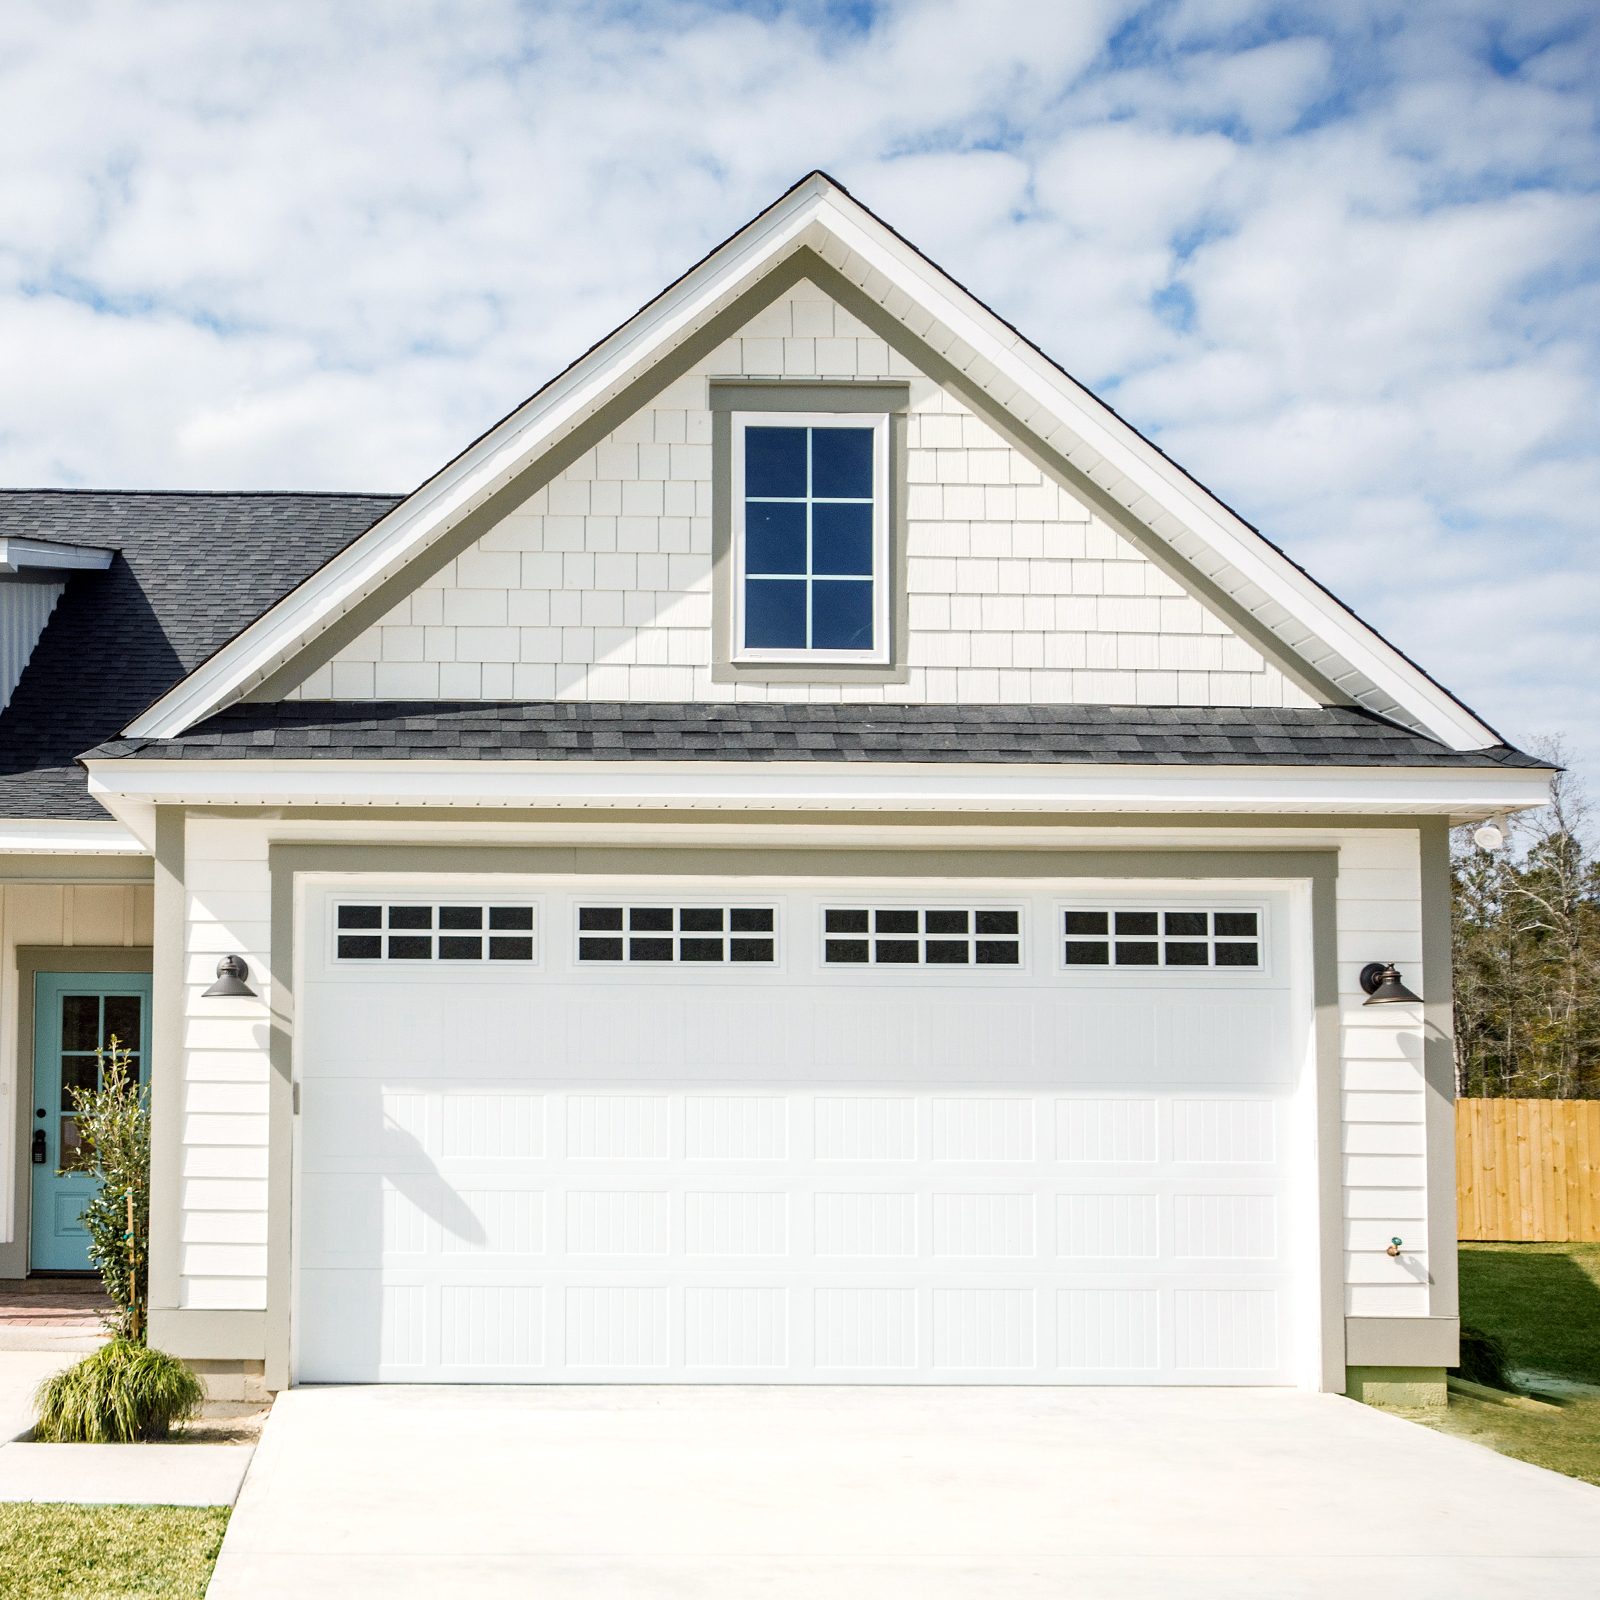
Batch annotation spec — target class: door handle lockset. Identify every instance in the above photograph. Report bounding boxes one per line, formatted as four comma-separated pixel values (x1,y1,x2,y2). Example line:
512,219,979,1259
31,1128,47,1166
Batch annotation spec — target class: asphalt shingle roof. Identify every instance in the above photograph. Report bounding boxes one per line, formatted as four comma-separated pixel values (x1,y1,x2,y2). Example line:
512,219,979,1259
0,490,400,818
89,700,1546,769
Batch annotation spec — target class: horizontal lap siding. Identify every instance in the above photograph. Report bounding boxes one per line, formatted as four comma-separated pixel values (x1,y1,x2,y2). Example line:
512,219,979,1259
179,819,271,1309
290,280,1311,711
1334,830,1430,1316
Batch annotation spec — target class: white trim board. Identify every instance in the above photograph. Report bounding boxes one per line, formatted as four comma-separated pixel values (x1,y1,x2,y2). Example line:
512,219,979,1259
124,174,1502,753
85,756,1551,820
0,819,146,855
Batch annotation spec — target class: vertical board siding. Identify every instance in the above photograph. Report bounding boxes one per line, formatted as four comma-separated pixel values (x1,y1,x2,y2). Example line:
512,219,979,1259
0,881,153,1248
1457,1099,1600,1242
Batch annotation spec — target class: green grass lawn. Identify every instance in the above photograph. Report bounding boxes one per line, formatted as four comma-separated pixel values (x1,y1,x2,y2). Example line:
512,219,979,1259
0,1505,228,1600
1421,1241,1600,1487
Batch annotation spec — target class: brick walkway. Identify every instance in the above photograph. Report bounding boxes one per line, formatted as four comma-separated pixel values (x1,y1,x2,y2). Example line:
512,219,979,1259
0,1278,111,1330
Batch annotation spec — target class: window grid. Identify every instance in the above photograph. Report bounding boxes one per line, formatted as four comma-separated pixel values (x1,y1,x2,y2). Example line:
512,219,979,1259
1062,909,1261,969
577,906,778,965
745,426,875,652
823,908,1022,967
335,903,536,963
733,411,889,663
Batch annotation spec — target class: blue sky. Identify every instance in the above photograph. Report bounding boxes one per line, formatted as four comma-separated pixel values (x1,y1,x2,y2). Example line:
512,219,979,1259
1,0,1596,773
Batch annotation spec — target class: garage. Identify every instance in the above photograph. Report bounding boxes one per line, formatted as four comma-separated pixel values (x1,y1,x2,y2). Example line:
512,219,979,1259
293,875,1311,1385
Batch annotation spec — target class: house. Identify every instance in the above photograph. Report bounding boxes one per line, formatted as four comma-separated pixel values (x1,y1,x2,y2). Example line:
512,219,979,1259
0,173,1551,1402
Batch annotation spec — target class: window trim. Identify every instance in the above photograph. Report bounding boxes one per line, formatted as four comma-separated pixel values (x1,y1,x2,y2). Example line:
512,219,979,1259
571,901,781,968
710,380,910,685
817,903,1027,972
730,410,892,666
1053,900,1270,977
329,898,540,966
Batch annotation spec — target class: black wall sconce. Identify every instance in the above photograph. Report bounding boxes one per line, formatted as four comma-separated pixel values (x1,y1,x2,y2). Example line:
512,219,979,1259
202,954,257,998
1360,962,1421,1006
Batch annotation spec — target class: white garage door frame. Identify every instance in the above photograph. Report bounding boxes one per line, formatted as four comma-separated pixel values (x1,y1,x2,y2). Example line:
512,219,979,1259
280,849,1340,1391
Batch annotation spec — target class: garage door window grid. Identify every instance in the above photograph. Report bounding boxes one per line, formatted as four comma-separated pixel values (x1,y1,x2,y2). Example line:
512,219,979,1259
577,905,778,964
334,903,536,962
823,907,1022,966
1062,908,1261,969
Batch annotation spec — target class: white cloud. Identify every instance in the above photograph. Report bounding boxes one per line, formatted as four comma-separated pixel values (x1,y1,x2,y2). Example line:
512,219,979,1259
0,0,1595,778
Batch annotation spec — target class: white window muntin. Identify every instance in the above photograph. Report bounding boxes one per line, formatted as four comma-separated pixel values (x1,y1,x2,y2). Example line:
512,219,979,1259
818,903,1027,971
571,901,781,967
730,410,891,665
1054,900,1269,976
331,899,538,965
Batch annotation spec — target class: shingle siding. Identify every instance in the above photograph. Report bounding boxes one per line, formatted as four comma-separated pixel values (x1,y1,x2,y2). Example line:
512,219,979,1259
290,281,1317,711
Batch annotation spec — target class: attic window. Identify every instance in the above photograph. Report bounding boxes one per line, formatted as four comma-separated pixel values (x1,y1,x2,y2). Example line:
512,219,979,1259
732,413,890,663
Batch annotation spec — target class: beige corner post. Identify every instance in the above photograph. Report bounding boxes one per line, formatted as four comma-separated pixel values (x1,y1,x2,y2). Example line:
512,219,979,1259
1344,817,1459,1408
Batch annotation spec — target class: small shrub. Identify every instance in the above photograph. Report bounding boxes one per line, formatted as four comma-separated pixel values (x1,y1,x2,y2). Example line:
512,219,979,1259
1453,1323,1515,1391
34,1339,204,1443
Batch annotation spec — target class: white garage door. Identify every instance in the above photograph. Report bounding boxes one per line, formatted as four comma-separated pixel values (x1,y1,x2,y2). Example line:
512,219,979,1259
295,877,1309,1385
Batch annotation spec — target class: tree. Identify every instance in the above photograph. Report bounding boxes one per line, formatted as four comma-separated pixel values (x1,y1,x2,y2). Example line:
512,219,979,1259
1452,742,1600,1098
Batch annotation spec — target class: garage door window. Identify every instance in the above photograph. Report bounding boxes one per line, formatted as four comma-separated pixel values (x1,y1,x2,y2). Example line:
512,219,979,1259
577,906,777,964
335,903,536,962
823,908,1021,966
1062,909,1260,969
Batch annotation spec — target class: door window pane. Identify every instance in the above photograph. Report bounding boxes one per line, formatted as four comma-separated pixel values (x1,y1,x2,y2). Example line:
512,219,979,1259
103,995,143,1050
59,1116,88,1171
61,995,100,1052
61,1058,98,1107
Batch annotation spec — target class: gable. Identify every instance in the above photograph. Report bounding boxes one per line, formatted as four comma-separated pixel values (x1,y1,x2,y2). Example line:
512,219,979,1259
126,174,1501,750
283,279,1315,712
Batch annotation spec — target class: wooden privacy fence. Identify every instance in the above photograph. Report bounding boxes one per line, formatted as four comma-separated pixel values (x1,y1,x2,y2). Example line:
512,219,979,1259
1457,1098,1600,1242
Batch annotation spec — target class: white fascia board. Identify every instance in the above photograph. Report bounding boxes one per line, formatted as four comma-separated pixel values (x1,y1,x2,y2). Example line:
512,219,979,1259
0,537,115,576
123,182,833,741
0,817,147,854
84,757,1553,819
809,190,1497,751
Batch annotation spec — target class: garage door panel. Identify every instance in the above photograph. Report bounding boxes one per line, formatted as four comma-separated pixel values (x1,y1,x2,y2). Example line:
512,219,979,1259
916,999,1035,1073
566,996,685,1071
930,1097,1036,1162
684,1094,789,1160
304,983,557,1074
295,882,1304,1386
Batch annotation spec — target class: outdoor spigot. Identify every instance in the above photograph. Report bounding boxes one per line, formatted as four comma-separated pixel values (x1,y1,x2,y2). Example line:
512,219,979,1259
1386,1237,1402,1258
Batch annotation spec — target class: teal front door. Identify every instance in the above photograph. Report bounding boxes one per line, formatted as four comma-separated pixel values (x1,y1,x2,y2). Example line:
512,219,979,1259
29,973,152,1273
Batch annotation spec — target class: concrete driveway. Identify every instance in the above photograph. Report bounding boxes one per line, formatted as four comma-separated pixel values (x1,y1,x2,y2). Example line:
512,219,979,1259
208,1385,1600,1598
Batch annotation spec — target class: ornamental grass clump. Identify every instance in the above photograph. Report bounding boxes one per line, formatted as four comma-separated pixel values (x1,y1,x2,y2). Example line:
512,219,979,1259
32,1035,206,1442
34,1339,203,1442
